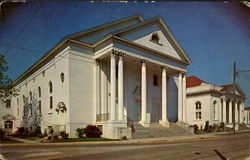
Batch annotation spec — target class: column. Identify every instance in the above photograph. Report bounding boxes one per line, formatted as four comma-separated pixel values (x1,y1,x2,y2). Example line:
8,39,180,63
178,72,183,121
223,99,227,123
93,60,100,122
219,100,222,122
235,102,238,123
182,73,186,122
118,53,124,121
240,103,244,123
160,66,169,127
140,60,147,125
229,100,232,123
110,52,116,121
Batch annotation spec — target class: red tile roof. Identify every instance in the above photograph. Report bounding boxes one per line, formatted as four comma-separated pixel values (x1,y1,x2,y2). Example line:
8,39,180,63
186,76,207,88
220,84,233,92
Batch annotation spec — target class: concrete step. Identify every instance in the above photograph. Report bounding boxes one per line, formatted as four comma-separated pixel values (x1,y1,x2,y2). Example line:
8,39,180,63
130,122,193,139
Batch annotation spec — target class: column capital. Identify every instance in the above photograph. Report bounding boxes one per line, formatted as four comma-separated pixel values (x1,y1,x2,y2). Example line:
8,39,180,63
118,52,126,57
162,66,168,71
141,59,148,65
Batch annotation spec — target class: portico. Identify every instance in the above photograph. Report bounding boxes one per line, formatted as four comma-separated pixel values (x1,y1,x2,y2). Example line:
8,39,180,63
94,49,188,130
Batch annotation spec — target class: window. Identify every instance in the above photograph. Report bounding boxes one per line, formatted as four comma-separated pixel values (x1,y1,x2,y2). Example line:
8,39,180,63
17,98,19,106
38,87,41,98
49,81,53,93
153,75,158,86
38,100,41,114
195,101,201,120
29,91,32,102
60,73,65,83
17,108,19,116
29,104,32,116
49,96,53,109
151,33,160,43
6,99,11,108
213,101,217,120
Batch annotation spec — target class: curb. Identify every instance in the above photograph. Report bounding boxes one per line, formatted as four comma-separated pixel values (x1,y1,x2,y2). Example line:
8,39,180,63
0,135,218,147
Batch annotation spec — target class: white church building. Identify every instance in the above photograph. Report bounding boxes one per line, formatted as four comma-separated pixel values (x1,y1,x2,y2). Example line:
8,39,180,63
2,15,192,139
186,76,245,129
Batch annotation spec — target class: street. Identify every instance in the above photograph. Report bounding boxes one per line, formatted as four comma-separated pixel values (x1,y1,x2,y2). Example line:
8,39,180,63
1,133,250,160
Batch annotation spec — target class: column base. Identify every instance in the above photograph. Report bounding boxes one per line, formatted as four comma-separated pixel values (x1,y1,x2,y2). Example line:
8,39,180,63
159,120,169,127
139,120,150,127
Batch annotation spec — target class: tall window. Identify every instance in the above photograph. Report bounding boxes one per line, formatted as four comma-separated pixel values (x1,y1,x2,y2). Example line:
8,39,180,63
49,96,53,109
6,99,11,108
29,91,32,102
49,81,53,109
195,101,202,120
213,101,217,120
49,81,53,93
38,87,41,114
38,87,41,98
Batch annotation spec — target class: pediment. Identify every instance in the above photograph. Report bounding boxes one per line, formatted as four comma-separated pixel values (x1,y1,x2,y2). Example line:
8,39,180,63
2,114,15,121
115,18,191,64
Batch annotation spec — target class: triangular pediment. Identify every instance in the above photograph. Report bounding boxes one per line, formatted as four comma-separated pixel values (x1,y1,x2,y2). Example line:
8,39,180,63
221,84,245,97
114,17,191,64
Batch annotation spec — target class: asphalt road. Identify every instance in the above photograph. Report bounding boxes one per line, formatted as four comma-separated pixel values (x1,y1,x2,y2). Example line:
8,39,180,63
1,133,250,160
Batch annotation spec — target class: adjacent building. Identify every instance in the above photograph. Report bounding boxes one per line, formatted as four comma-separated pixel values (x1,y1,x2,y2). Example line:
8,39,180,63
186,76,245,129
1,15,192,139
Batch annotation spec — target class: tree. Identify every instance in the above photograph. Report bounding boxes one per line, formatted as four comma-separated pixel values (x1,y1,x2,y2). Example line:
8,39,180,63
0,55,17,101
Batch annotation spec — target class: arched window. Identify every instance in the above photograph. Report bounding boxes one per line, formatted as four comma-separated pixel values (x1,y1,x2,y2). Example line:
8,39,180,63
60,72,65,83
195,101,202,120
38,87,41,98
49,81,53,93
213,101,217,120
151,33,160,43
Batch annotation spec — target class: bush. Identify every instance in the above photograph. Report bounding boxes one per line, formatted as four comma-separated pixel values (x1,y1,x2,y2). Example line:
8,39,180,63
37,133,44,138
60,131,69,139
53,135,58,140
34,126,42,136
83,125,102,138
189,124,199,134
204,121,209,131
76,128,84,138
0,129,5,141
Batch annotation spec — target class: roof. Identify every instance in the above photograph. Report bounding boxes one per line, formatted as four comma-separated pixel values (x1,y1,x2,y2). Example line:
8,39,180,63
220,84,234,92
245,107,250,110
12,14,191,87
220,84,245,97
186,76,207,88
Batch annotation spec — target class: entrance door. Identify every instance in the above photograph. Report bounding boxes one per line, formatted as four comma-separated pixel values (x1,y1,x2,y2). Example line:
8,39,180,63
4,120,13,134
152,102,161,122
134,99,141,122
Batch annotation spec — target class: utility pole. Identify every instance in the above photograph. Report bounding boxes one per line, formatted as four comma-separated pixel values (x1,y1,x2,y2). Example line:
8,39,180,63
233,62,236,134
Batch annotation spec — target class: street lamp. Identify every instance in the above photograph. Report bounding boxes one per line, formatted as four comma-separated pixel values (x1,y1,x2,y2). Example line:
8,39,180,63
232,62,250,134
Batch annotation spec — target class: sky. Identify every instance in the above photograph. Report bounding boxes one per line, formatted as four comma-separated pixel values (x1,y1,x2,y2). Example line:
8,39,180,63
0,1,250,106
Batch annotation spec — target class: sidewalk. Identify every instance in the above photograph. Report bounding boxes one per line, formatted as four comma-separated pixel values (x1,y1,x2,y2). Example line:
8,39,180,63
3,130,250,146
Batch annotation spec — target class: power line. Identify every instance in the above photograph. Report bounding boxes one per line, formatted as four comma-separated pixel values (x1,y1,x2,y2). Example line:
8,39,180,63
0,43,44,53
3,2,43,54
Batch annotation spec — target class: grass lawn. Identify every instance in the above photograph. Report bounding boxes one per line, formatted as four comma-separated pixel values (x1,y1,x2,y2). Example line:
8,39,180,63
1,139,22,143
48,137,120,143
16,136,41,141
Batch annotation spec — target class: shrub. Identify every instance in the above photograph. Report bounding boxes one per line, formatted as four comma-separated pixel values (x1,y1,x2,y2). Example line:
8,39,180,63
76,128,84,138
60,131,69,139
17,127,26,135
83,125,102,138
121,136,127,140
49,128,54,135
204,121,209,131
34,126,42,136
0,129,5,141
53,135,58,140
37,133,44,138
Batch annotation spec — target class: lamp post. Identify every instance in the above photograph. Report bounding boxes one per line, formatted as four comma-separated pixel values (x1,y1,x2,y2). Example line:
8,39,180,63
232,62,250,134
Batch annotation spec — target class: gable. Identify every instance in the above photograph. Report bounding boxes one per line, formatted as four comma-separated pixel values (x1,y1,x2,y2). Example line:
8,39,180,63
115,19,191,64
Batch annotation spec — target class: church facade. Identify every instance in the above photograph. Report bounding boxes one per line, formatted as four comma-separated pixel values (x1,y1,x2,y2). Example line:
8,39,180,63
2,15,192,139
